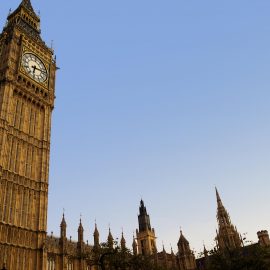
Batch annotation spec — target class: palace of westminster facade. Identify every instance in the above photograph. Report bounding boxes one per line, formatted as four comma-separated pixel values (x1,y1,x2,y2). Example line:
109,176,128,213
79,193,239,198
0,1,269,270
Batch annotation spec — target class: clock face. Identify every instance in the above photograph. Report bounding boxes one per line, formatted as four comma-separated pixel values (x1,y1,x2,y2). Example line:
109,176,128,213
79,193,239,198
22,53,48,83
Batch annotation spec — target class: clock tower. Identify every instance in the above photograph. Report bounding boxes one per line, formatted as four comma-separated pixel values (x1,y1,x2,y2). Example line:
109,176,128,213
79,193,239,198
0,1,56,269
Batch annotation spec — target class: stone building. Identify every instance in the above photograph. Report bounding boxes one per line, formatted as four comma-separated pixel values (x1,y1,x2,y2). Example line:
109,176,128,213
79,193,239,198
0,0,56,269
0,1,269,270
45,215,98,270
134,200,195,270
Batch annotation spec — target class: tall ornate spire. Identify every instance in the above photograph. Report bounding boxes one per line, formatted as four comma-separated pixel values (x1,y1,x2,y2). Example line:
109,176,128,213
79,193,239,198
216,187,231,226
215,188,242,251
215,187,223,207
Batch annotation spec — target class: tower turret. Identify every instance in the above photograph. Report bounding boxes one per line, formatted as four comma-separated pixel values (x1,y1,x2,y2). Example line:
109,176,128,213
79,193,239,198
78,218,84,243
77,218,84,253
215,188,242,251
107,228,114,249
93,222,100,249
138,199,152,231
136,200,157,255
177,230,197,270
6,0,41,42
60,214,67,240
121,231,126,250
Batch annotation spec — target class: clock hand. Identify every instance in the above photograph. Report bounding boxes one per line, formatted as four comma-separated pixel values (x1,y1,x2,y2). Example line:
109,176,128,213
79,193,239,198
32,65,46,74
31,65,37,74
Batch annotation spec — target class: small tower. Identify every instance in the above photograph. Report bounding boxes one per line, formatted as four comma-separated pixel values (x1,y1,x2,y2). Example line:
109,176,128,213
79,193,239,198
257,230,270,247
121,231,127,250
60,213,67,240
107,228,114,249
132,234,138,255
77,218,84,252
136,200,157,255
215,188,242,251
177,230,197,270
93,222,100,249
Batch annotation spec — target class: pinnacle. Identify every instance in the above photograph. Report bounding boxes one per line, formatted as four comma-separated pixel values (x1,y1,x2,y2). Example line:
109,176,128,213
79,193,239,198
78,217,84,231
215,187,223,207
179,230,189,244
20,0,35,13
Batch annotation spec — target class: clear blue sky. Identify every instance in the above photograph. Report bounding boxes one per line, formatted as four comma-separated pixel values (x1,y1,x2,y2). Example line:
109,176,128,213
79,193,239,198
1,0,270,256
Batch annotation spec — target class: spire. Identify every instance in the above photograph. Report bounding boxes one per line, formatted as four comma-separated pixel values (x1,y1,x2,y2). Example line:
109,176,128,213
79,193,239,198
215,187,223,208
93,222,100,248
61,213,66,226
107,228,114,249
162,242,166,253
138,199,152,232
178,230,192,255
139,199,147,214
78,218,84,243
20,0,35,13
178,230,189,245
121,230,126,250
215,188,242,251
215,188,231,226
60,213,67,239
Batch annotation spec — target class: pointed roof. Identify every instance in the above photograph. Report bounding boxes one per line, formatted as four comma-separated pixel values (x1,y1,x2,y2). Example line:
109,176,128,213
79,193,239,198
94,222,99,236
78,218,84,232
139,199,147,214
178,230,189,245
215,187,223,208
121,231,126,249
162,243,166,253
107,227,114,248
20,0,35,13
60,213,66,227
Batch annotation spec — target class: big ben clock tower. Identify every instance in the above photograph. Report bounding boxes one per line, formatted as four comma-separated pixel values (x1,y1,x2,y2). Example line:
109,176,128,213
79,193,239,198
0,1,56,269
